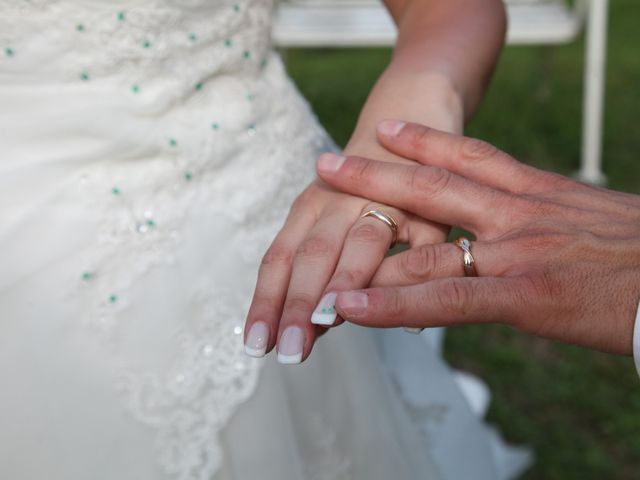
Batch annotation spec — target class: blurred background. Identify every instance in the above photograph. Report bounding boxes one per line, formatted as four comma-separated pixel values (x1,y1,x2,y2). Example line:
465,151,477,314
278,0,640,478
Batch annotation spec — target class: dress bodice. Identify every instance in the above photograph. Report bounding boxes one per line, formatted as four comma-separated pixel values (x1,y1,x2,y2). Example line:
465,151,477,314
1,1,273,94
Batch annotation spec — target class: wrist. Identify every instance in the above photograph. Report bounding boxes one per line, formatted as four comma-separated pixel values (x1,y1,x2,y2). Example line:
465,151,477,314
381,64,465,133
344,68,464,162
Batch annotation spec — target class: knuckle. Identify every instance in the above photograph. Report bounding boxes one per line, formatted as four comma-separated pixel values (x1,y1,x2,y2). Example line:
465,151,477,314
351,222,388,244
407,125,433,151
289,187,317,215
248,295,280,317
408,166,453,199
510,273,560,333
522,272,558,301
541,170,575,191
349,157,377,187
459,137,499,163
283,294,315,314
331,268,366,287
387,289,407,318
434,279,475,317
296,235,333,260
401,246,437,282
261,244,294,268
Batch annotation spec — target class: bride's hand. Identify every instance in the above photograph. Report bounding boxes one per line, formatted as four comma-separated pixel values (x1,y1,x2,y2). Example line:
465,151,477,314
243,140,448,364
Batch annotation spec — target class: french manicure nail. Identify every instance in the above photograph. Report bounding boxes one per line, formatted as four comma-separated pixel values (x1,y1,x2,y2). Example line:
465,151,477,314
311,292,338,326
337,291,368,316
377,120,406,137
244,321,269,357
277,326,304,365
317,152,346,173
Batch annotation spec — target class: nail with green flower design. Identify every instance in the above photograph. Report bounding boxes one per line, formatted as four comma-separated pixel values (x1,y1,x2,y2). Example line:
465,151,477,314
311,292,338,326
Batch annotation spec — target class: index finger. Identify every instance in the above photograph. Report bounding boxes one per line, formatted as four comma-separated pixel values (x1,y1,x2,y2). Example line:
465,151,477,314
316,153,511,236
376,121,564,195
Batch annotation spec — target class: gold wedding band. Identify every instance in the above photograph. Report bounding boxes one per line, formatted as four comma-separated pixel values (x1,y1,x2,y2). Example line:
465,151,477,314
360,209,399,249
454,237,478,277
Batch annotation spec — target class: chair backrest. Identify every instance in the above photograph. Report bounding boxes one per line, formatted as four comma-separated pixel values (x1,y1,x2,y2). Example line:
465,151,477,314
273,0,588,47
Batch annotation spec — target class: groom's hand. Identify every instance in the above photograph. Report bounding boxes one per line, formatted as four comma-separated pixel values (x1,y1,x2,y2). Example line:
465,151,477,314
316,121,640,355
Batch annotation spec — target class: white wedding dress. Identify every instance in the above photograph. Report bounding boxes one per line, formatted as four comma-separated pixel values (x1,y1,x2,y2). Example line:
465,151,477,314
0,1,531,479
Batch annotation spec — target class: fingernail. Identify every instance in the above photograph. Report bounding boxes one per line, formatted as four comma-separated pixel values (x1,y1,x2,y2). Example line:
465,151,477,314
317,152,346,173
337,291,368,316
244,321,269,357
404,327,424,335
377,120,406,137
311,292,338,326
277,326,304,364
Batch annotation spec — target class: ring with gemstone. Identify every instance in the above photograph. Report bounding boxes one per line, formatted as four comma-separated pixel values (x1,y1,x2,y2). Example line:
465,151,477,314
454,237,478,277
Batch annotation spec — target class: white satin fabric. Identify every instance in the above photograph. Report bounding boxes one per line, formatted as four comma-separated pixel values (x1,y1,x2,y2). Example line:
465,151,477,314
0,1,530,479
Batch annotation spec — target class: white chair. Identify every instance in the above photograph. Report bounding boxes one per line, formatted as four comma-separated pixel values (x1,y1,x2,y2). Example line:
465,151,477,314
274,0,610,184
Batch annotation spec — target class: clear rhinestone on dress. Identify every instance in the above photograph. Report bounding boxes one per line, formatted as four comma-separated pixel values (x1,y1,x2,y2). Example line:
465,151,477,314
233,326,243,335
202,344,214,356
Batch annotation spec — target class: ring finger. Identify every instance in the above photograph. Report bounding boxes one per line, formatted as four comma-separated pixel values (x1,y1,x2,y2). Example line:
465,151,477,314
311,204,418,327
370,238,505,288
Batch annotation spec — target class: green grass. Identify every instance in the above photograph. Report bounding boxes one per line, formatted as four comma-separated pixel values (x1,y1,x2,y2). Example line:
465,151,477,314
282,1,640,478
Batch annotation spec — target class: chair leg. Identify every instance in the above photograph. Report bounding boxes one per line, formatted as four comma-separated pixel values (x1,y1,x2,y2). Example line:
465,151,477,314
578,0,609,185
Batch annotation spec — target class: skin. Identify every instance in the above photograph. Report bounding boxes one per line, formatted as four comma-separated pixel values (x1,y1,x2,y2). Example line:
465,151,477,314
244,0,507,362
317,121,640,356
